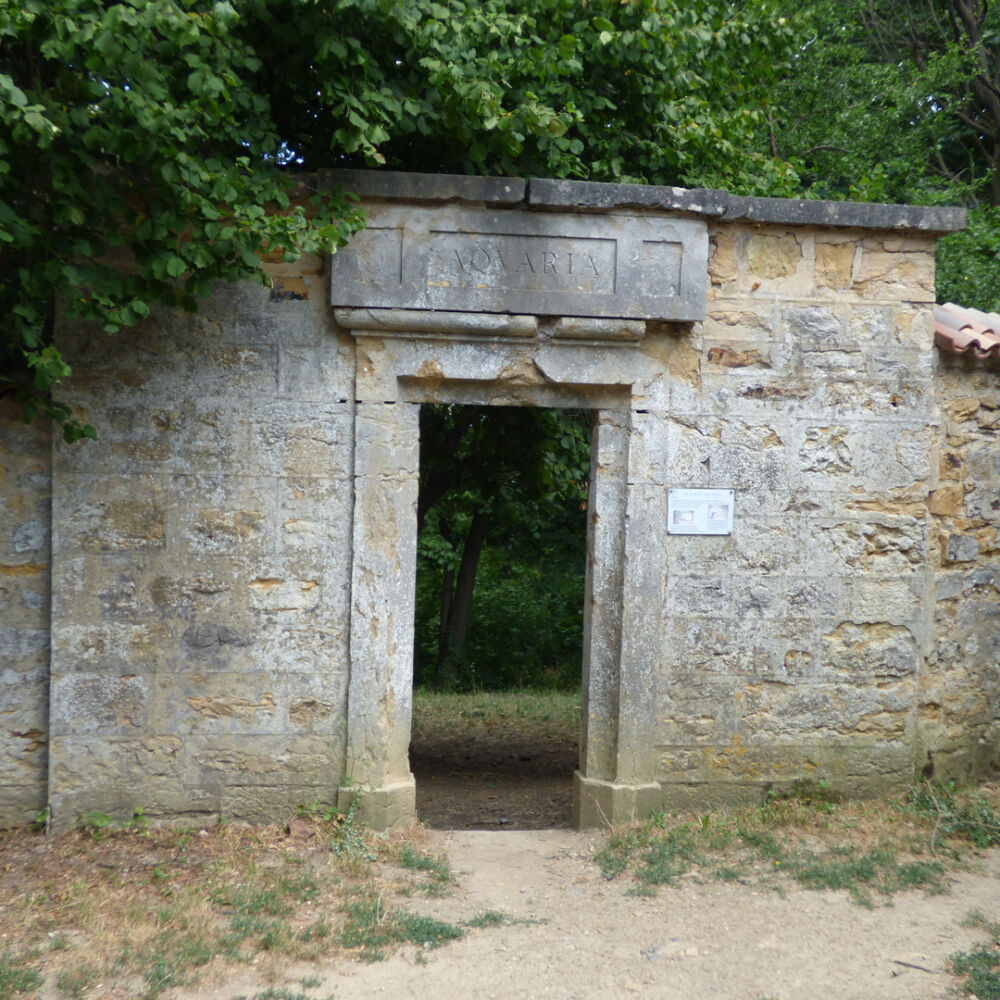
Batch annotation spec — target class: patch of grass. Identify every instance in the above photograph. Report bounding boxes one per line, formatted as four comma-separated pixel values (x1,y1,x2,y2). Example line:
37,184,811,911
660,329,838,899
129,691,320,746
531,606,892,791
123,927,215,999
338,893,464,961
463,909,543,929
397,844,454,895
55,963,98,998
908,782,1000,851
952,912,1000,999
0,810,466,998
411,688,579,743
465,910,510,928
0,953,42,998
598,780,999,905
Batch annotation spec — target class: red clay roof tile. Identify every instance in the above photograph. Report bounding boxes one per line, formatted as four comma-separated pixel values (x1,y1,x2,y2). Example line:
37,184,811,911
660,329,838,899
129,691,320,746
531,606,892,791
934,303,1000,361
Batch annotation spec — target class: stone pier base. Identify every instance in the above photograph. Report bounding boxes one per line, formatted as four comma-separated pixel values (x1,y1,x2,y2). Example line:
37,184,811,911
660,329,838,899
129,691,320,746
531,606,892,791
573,772,662,828
338,776,416,831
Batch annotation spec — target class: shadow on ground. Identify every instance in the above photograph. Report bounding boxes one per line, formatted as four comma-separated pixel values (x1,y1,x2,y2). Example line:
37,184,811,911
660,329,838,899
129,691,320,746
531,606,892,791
411,728,577,830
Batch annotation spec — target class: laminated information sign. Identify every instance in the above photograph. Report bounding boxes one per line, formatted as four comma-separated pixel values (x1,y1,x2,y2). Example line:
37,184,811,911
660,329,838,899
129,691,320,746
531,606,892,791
667,488,735,535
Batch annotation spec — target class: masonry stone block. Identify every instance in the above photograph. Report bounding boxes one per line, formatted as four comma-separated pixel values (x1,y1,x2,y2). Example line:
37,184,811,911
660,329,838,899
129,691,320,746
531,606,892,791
944,533,981,564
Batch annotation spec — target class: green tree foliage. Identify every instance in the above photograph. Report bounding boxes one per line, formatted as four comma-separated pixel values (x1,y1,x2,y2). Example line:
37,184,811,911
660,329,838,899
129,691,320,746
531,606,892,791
770,0,1000,309
1,0,800,437
0,0,365,438
251,0,801,191
414,406,590,692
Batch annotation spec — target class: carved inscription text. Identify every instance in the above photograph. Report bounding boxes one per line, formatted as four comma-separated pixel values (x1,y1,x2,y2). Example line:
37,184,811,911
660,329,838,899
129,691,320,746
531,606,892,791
429,233,616,294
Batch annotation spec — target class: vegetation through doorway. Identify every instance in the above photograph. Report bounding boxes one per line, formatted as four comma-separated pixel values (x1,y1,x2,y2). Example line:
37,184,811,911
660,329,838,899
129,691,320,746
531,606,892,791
409,404,591,829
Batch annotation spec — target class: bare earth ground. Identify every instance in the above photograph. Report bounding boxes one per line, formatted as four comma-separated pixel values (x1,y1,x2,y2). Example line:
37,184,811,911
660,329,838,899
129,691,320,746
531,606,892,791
178,728,1000,1000
185,830,1000,1000
410,721,577,829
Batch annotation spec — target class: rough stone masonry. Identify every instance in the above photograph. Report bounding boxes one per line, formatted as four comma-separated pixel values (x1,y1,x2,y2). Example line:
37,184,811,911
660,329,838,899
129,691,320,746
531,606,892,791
0,171,996,831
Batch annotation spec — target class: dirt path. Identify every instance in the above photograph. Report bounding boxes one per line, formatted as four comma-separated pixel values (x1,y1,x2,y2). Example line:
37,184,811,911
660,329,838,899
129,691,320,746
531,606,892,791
184,830,1000,1000
410,727,577,829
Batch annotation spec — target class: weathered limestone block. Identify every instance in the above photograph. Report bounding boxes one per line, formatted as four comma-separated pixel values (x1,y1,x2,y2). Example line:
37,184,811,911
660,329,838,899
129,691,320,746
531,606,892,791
708,230,738,287
843,575,923,625
253,401,354,479
702,307,776,343
799,425,852,473
852,241,935,301
580,410,628,783
57,475,166,552
278,339,355,401
815,240,855,289
820,621,917,678
657,740,913,798
50,673,149,735
943,533,980,564
172,474,271,558
783,306,856,352
746,233,802,278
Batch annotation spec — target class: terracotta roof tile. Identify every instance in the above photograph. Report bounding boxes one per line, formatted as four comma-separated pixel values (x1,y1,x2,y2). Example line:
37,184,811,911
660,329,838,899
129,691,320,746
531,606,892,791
934,302,1000,361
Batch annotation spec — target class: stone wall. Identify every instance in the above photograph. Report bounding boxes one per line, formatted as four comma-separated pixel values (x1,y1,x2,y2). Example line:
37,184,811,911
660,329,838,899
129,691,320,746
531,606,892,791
652,224,940,804
0,173,994,829
46,258,356,826
0,400,51,824
922,353,1000,780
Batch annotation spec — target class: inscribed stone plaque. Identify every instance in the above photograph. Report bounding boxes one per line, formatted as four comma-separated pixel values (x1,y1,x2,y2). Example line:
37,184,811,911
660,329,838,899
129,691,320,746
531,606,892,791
329,205,707,321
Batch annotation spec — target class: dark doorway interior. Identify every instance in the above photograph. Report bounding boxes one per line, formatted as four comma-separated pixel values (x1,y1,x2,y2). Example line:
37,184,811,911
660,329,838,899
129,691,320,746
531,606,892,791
409,404,590,829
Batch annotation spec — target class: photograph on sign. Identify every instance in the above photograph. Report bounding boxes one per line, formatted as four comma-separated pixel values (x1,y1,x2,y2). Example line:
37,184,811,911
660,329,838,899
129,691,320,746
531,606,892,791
667,488,735,535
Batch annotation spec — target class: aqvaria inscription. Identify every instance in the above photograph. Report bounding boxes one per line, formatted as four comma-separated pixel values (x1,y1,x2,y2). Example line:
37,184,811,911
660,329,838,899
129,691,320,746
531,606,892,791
437,234,615,294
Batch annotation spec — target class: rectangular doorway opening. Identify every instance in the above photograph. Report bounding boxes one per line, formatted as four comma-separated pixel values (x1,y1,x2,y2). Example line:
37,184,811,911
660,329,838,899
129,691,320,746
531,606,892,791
409,403,592,829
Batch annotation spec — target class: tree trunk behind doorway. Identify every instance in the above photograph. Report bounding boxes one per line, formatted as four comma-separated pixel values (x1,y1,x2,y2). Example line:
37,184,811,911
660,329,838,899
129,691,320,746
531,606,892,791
437,509,490,688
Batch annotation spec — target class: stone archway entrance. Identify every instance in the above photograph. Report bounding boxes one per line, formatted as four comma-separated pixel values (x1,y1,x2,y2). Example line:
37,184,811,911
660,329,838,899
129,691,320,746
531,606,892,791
328,184,708,829
335,308,666,828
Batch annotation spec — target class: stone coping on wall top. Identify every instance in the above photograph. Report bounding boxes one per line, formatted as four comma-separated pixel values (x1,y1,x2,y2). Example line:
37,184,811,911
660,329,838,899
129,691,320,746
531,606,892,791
320,169,966,235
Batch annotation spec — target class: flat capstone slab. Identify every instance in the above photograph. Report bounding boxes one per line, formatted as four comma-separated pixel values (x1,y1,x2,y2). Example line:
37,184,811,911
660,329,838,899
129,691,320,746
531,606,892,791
328,204,707,322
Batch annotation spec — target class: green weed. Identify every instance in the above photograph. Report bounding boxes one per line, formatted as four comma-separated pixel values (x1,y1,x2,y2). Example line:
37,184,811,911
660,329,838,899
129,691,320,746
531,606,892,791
397,844,454,894
239,991,312,1000
465,910,510,928
0,953,41,997
296,919,332,943
909,782,1000,851
464,910,543,929
951,912,1000,999
338,893,464,961
56,964,98,998
597,784,960,905
330,795,380,874
76,810,114,841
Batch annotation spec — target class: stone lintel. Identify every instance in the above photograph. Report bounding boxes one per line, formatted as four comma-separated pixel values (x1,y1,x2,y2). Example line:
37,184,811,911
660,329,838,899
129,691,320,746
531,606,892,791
329,204,708,322
573,773,662,828
321,169,526,205
338,777,416,832
334,307,538,339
